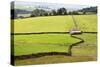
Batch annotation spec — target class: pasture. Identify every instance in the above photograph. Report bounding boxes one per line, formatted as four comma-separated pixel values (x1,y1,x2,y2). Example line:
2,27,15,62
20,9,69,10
11,15,97,65
12,15,97,33
14,34,80,56
15,34,97,65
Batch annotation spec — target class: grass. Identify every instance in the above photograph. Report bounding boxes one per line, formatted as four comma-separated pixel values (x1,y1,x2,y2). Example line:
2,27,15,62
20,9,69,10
74,15,97,32
13,34,80,56
15,34,97,65
72,45,97,56
12,15,97,33
12,15,75,33
14,34,97,56
11,15,97,65
15,54,96,66
72,33,97,56
73,33,97,45
15,45,97,66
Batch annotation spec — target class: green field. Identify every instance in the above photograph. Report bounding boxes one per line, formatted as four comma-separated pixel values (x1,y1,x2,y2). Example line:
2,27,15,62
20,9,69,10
14,34,80,56
74,15,97,32
15,45,97,65
12,15,97,33
11,15,97,65
15,34,97,65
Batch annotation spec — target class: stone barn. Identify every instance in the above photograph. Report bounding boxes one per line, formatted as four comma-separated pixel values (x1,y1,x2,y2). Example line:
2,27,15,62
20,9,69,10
70,28,82,35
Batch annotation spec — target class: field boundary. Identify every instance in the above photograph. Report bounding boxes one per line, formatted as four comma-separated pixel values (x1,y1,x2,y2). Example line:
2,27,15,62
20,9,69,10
68,35,84,56
12,32,96,60
11,32,97,35
13,33,86,60
14,52,70,60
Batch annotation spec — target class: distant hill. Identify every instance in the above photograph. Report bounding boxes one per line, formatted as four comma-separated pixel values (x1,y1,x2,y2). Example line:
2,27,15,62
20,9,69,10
79,7,97,13
14,9,32,14
11,9,32,19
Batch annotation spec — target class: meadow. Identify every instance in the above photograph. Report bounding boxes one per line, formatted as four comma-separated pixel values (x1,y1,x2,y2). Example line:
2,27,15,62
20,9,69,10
12,15,97,33
14,34,80,56
15,34,97,65
11,15,97,65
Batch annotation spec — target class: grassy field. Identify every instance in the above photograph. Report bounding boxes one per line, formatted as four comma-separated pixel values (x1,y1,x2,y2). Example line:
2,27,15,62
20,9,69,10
11,15,97,65
12,15,97,33
15,45,97,65
15,34,97,65
12,16,74,33
72,33,97,56
14,34,80,56
74,15,97,32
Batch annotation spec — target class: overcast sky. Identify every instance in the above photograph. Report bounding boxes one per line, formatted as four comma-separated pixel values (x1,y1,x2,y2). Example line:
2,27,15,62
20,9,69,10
14,1,95,11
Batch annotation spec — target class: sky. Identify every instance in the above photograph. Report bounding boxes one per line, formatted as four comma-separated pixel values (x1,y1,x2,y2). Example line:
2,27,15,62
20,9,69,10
13,1,95,11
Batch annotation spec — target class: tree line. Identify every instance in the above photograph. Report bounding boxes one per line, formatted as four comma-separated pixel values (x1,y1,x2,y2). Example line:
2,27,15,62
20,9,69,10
30,8,67,17
11,7,97,19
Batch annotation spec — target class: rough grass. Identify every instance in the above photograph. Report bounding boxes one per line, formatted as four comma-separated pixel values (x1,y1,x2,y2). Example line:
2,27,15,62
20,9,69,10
73,33,97,45
15,45,97,66
74,15,97,32
15,55,96,66
72,33,97,56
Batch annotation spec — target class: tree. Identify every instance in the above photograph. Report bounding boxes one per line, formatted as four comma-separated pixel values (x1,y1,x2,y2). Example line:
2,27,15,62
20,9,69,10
71,11,79,15
61,8,67,15
44,12,48,16
57,8,62,15
68,11,72,15
52,10,57,16
57,8,67,15
30,14,36,17
83,11,86,14
78,6,97,14
31,9,47,17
